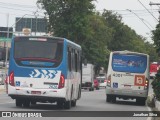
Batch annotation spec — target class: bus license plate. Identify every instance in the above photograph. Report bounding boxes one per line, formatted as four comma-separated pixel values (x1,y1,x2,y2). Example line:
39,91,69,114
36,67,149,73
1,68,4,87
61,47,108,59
123,91,132,94
124,85,131,89
31,91,41,95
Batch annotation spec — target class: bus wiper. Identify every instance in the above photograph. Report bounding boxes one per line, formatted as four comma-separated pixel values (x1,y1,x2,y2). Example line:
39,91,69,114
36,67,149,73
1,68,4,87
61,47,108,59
15,57,58,62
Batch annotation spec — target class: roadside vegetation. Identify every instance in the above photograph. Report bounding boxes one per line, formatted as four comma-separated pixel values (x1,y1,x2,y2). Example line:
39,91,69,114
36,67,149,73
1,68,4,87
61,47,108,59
37,0,159,74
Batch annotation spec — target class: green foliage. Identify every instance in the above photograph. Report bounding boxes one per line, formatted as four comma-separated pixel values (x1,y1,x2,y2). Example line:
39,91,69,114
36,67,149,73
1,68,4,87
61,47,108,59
152,69,160,101
37,1,158,74
152,22,160,57
37,0,95,44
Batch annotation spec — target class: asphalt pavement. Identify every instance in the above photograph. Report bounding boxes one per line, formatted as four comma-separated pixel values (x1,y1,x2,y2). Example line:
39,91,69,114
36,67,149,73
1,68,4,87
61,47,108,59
0,85,5,93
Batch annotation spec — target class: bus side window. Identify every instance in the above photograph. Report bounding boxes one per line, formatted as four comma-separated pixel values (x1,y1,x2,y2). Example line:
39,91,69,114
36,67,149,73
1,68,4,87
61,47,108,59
68,47,72,71
75,51,80,72
72,49,75,72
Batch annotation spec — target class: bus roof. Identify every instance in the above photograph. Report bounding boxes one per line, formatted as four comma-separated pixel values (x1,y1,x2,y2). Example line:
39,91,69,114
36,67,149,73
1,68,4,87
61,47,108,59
13,35,81,49
112,50,148,56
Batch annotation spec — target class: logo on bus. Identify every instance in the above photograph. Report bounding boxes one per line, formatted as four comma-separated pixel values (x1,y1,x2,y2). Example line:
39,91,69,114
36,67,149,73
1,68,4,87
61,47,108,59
134,75,145,86
29,69,58,79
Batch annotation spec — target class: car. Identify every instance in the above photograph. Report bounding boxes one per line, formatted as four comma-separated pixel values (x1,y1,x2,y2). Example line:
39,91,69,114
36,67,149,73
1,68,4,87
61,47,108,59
94,79,100,90
96,76,107,88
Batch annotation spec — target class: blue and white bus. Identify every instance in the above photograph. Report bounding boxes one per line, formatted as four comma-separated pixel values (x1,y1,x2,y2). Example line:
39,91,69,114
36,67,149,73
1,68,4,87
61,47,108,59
7,36,82,109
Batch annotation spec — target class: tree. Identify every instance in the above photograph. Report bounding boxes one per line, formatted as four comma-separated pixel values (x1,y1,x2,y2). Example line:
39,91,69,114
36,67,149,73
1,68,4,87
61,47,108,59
37,1,158,74
152,69,160,101
37,0,111,73
152,22,160,54
37,0,95,45
84,13,112,73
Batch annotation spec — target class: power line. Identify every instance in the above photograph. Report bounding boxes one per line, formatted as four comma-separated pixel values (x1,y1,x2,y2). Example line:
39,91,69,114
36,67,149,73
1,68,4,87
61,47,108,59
97,9,159,12
149,2,160,20
137,0,159,22
126,9,153,31
0,5,45,17
120,11,158,17
0,5,37,13
0,1,37,8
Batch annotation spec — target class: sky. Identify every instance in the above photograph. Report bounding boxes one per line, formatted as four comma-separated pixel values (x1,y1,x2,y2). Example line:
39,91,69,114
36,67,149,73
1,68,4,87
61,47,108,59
0,0,159,42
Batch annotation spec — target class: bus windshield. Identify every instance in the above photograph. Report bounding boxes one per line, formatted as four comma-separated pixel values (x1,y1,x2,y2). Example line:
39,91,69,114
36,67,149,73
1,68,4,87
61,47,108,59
14,37,63,67
112,53,147,73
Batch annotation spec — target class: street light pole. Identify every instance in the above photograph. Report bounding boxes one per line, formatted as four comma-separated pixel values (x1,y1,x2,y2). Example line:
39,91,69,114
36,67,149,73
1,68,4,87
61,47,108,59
4,13,9,68
149,2,160,21
3,13,10,75
4,14,30,69
12,14,30,28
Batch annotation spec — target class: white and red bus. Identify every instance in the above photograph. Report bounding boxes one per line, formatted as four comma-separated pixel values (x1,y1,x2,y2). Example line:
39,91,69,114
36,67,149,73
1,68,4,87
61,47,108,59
106,51,149,105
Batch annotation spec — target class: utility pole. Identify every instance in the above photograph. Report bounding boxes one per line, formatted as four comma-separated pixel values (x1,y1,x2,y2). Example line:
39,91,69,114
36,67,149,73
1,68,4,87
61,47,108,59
149,2,160,22
4,13,9,69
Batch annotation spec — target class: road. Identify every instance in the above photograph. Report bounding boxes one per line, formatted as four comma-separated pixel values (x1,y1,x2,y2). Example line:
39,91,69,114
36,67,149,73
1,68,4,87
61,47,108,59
0,80,154,120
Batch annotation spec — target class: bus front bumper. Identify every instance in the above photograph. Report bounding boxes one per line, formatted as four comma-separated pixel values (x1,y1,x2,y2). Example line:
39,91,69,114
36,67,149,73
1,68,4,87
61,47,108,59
106,87,148,98
8,86,67,101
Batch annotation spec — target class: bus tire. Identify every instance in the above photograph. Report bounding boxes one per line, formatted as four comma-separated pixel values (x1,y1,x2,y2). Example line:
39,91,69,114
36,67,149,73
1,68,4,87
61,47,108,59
23,100,30,107
136,98,146,106
57,101,64,109
106,95,111,102
71,100,77,107
78,86,81,99
111,95,116,103
16,99,23,107
31,101,36,105
64,100,71,109
64,86,73,109
92,87,94,91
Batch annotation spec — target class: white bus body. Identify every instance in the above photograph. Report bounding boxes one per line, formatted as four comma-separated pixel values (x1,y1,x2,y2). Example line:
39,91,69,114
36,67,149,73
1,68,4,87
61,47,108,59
106,51,149,105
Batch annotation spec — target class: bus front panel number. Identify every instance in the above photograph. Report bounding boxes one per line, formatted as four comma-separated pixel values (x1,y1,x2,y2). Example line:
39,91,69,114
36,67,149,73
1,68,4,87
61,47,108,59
113,73,122,77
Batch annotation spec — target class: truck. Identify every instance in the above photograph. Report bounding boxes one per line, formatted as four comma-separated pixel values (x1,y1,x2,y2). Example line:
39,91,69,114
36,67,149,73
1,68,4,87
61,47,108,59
82,63,94,91
149,62,158,79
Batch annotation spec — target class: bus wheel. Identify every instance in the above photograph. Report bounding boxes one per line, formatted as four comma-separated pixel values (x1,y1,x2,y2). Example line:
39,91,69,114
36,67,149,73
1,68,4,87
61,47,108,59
23,100,30,107
92,87,94,91
136,98,146,106
57,101,64,109
16,99,23,107
71,100,77,107
31,101,36,105
78,86,81,99
111,96,116,103
106,95,111,102
64,100,71,109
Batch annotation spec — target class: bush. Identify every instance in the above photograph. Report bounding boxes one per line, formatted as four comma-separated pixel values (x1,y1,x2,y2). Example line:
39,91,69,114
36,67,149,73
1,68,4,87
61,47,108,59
146,95,155,108
152,69,160,101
